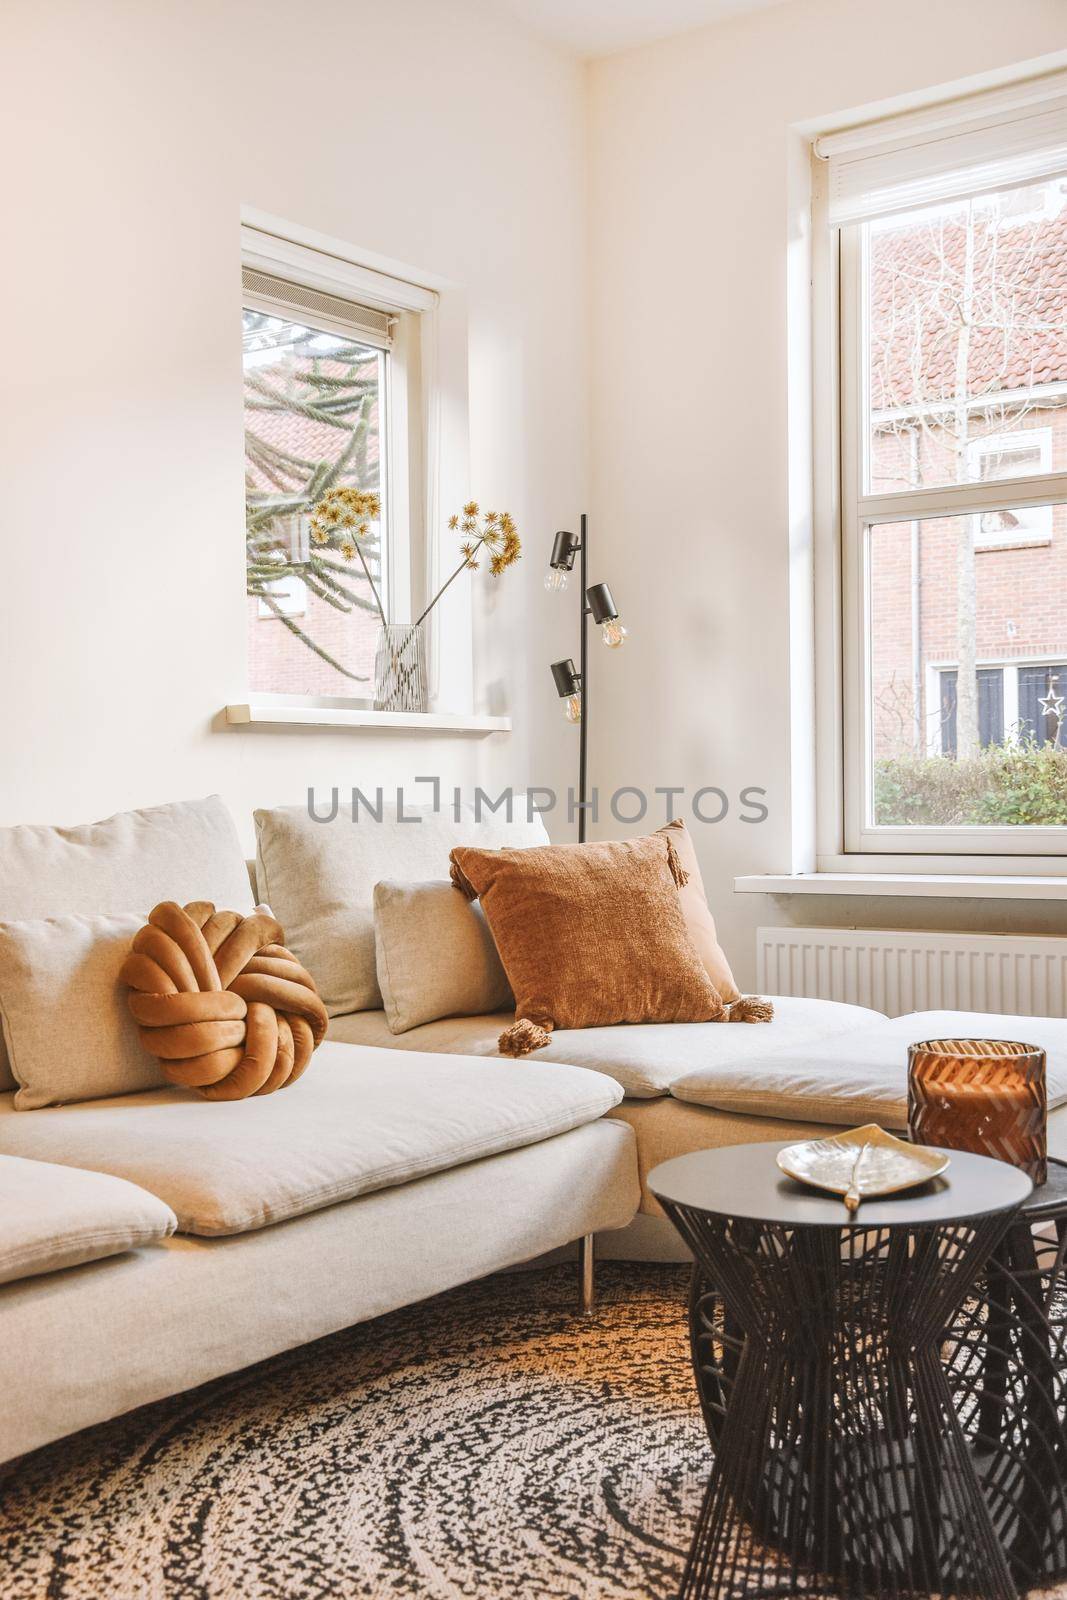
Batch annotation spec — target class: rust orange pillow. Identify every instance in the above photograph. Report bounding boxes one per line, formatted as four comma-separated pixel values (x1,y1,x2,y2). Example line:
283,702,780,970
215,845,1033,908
449,834,771,1057
655,819,741,1005
121,901,328,1100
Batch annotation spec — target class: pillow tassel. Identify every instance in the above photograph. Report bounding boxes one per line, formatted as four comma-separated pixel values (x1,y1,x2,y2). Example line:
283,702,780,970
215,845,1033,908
498,1018,553,1057
664,836,690,889
449,855,478,900
724,995,775,1023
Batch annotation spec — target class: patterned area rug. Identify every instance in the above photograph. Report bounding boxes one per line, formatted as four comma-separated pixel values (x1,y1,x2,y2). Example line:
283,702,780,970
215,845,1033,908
0,1264,708,1599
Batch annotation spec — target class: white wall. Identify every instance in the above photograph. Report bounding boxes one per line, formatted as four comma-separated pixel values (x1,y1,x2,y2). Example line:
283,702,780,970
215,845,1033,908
7,0,1066,981
587,0,1067,986
0,0,586,851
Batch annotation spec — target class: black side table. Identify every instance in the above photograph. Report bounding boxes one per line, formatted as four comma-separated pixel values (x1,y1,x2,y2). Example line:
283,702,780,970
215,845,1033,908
943,1157,1067,1589
650,1144,1032,1600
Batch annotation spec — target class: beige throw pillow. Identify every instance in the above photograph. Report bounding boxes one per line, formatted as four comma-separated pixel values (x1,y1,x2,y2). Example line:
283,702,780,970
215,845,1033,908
374,880,513,1034
655,819,741,1004
0,796,253,1095
0,913,164,1110
255,803,549,1017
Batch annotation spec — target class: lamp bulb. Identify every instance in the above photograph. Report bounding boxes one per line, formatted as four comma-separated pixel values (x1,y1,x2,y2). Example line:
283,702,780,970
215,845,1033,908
600,617,627,649
564,693,582,724
544,567,569,593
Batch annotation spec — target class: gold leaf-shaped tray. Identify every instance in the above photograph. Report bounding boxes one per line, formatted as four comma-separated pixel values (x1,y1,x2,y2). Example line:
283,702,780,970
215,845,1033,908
777,1124,950,1213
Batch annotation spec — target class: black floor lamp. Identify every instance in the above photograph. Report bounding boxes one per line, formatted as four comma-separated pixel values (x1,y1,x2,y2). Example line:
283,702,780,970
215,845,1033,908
546,514,627,843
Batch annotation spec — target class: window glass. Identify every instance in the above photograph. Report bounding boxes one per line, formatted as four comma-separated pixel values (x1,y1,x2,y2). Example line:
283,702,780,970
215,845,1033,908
867,509,1067,827
866,179,1067,497
244,309,385,695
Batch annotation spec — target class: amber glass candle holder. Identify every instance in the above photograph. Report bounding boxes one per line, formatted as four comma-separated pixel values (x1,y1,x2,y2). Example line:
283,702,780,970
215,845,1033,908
908,1037,1047,1185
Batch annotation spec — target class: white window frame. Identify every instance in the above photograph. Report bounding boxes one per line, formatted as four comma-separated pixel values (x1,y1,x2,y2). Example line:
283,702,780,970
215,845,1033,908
814,161,1067,872
239,215,475,716
256,512,310,618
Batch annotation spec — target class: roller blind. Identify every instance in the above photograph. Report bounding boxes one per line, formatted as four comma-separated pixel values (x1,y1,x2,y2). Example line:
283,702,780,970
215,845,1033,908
817,70,1067,227
241,266,397,350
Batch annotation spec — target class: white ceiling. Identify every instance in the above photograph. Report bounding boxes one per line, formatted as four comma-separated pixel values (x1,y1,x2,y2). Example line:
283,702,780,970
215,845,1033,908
495,0,793,58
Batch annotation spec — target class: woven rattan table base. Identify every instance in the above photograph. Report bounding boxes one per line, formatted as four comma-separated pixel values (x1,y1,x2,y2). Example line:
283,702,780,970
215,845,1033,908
665,1204,1021,1600
686,1210,1067,1598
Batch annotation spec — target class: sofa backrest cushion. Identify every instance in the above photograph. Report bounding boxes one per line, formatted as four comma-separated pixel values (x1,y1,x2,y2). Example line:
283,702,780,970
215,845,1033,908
0,1152,176,1284
0,797,253,1092
254,803,549,1017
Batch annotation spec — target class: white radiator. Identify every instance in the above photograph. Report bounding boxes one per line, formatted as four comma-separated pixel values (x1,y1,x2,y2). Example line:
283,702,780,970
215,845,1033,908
757,927,1067,1019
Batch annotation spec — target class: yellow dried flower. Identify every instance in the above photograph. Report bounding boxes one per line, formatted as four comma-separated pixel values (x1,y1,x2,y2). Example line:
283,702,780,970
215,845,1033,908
309,486,380,541
445,503,520,585
340,539,356,561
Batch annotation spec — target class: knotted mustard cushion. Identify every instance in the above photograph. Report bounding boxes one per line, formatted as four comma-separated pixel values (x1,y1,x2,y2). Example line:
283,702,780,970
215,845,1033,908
120,901,328,1100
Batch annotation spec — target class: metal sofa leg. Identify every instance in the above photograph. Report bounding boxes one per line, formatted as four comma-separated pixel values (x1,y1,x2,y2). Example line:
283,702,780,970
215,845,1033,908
578,1233,595,1315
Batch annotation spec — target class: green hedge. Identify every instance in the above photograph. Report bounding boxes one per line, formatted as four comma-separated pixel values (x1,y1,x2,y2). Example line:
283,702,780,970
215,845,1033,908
874,739,1067,827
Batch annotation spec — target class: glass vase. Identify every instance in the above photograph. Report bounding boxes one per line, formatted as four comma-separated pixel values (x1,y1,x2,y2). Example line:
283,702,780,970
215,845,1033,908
908,1037,1047,1184
374,623,428,713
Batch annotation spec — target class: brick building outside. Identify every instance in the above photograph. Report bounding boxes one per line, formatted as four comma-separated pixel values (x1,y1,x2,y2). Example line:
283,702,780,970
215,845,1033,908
866,181,1067,766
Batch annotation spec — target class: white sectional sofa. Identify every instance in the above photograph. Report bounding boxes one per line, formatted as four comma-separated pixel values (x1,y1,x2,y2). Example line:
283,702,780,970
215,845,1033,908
2,792,1065,1468
330,1004,1067,1254
0,797,638,1464
0,1049,635,1463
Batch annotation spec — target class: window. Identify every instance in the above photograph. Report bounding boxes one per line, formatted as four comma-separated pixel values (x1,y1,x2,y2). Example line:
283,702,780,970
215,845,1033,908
822,75,1067,856
241,228,437,705
1019,663,1067,747
970,431,1053,546
937,667,1004,755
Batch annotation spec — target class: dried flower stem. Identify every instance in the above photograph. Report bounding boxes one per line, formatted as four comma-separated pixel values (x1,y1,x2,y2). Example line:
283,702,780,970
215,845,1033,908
412,538,486,629
350,540,388,628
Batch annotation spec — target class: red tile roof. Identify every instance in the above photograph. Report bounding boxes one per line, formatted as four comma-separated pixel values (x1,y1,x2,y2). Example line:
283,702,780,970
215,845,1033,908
244,354,381,496
870,190,1067,415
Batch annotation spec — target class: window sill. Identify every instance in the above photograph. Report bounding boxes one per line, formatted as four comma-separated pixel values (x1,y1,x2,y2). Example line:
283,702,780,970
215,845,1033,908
223,703,511,736
734,872,1067,900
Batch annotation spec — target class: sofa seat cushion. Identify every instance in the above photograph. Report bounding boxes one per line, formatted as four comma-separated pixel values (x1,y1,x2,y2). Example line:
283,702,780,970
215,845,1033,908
0,1042,622,1237
670,1009,1067,1127
328,997,885,1098
0,1152,176,1284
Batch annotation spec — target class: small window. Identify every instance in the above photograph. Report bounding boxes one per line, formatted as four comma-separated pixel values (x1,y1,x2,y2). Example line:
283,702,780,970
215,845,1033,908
244,275,394,697
239,233,435,710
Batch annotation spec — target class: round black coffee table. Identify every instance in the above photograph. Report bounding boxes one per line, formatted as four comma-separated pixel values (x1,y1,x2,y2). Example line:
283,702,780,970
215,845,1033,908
650,1143,1032,1600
